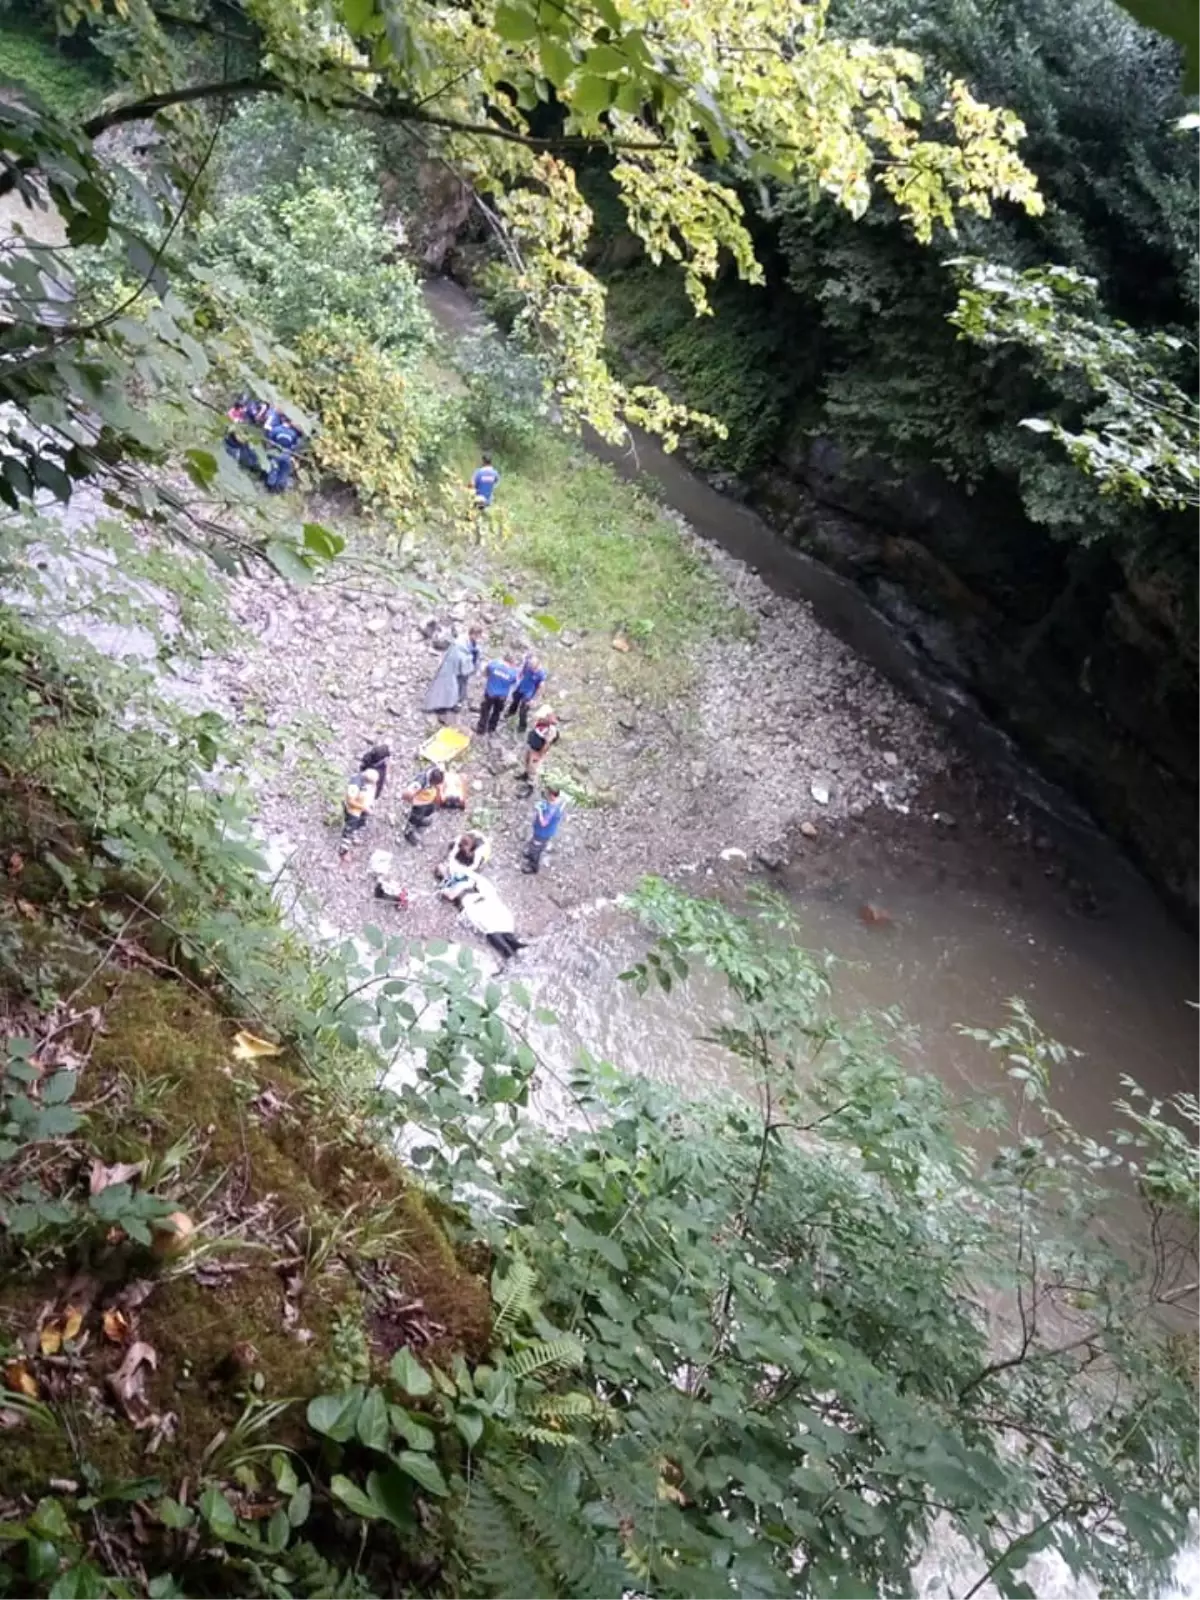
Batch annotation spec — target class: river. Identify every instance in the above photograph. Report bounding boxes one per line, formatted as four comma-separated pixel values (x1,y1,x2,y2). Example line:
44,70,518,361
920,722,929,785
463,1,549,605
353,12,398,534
423,274,1199,1598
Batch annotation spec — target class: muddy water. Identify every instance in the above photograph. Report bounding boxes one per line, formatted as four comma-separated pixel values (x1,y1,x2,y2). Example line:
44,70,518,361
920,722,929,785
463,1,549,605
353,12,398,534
426,272,1198,1596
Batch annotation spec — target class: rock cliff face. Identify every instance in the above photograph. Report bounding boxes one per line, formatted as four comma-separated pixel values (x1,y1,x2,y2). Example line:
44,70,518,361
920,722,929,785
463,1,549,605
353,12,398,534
751,436,1198,922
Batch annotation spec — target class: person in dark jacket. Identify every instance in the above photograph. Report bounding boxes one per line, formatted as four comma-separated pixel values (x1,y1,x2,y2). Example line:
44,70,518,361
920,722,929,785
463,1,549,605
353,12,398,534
401,765,443,846
358,743,391,798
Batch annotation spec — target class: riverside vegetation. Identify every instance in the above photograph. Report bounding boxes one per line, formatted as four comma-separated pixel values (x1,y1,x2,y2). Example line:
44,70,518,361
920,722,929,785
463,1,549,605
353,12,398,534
0,4,1197,1597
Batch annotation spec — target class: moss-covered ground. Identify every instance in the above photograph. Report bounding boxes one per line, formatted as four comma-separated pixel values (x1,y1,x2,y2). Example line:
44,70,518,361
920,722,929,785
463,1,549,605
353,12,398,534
0,776,489,1502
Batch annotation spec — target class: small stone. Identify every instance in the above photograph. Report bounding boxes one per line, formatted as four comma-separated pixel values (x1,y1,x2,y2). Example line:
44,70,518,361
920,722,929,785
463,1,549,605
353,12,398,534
365,615,387,634
932,811,956,827
810,781,831,806
799,820,818,839
385,596,405,615
882,751,899,767
719,847,748,862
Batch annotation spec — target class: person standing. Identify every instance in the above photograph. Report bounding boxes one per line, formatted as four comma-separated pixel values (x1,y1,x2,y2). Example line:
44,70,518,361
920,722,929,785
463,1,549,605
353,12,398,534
338,766,381,860
520,706,559,786
522,785,568,875
506,651,546,733
401,765,443,846
423,625,483,719
471,453,500,509
477,652,519,736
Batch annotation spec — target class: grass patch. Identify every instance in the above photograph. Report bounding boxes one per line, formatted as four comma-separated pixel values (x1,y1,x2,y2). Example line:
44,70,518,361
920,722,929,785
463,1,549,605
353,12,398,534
0,19,109,119
447,431,741,704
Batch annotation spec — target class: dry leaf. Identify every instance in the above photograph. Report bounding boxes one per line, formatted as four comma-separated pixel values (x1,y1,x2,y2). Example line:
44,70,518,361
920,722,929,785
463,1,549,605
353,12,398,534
4,1360,39,1398
62,1306,84,1343
107,1340,157,1425
611,634,631,653
231,1030,283,1062
7,850,24,877
15,898,38,920
39,1321,63,1357
89,1159,144,1196
102,1308,132,1344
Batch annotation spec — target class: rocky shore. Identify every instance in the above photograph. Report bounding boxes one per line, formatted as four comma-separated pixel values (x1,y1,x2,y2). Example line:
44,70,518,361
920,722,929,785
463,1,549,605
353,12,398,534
208,508,953,946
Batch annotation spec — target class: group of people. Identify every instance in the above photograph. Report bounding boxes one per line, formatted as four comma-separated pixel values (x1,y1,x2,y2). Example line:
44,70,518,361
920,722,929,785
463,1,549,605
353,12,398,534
424,636,560,789
335,623,569,959
224,395,305,493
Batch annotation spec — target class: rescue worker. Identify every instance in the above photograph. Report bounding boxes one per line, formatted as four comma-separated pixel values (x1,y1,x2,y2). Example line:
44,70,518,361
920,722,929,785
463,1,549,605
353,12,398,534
520,706,559,787
401,765,443,846
339,766,381,859
506,651,546,733
471,452,500,509
358,743,391,798
522,785,568,875
477,652,520,736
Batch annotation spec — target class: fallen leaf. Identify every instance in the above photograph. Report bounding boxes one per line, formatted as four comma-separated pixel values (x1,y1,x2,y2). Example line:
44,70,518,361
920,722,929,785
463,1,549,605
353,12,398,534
107,1340,157,1425
102,1308,131,1344
89,1159,144,1196
7,850,24,877
4,1361,39,1398
231,1030,283,1062
15,898,38,919
39,1321,63,1357
62,1306,84,1343
151,1211,196,1260
611,634,631,653
116,1279,156,1312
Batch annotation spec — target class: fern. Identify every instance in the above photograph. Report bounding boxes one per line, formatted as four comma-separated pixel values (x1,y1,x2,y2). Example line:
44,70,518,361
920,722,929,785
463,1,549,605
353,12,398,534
508,1335,585,1382
491,1254,538,1344
460,1448,629,1599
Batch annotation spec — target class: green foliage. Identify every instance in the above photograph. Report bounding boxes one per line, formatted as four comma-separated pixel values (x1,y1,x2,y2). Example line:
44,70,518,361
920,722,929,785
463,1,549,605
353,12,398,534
197,115,431,355
0,17,108,119
452,330,552,458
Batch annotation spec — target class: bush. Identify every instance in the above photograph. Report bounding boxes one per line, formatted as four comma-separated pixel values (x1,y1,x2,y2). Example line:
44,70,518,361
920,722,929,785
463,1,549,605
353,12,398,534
197,127,431,354
292,328,453,531
454,331,551,459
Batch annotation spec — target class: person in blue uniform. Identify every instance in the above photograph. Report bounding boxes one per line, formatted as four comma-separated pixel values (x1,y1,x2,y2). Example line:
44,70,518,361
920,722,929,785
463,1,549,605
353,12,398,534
476,652,519,736
522,786,567,874
471,453,499,508
506,651,546,733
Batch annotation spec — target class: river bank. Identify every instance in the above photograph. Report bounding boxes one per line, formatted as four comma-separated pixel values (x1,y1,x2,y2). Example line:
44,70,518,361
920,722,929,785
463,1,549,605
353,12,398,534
209,477,955,945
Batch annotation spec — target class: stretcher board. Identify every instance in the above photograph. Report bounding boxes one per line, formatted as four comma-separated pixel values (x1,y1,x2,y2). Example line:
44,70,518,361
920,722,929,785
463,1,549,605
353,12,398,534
420,726,472,766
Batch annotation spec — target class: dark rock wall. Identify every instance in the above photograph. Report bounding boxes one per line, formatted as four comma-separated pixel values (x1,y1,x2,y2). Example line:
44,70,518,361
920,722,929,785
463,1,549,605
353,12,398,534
753,439,1198,921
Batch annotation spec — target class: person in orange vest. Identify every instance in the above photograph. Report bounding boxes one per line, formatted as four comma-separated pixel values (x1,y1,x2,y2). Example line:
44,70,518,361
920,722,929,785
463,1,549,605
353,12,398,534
401,765,443,846
338,766,381,861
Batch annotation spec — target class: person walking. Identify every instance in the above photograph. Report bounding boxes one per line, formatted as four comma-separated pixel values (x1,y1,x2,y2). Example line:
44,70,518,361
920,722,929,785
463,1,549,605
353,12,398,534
471,453,500,509
338,766,381,860
522,785,568,875
401,765,443,846
520,705,559,787
506,651,546,733
477,652,519,736
423,625,483,719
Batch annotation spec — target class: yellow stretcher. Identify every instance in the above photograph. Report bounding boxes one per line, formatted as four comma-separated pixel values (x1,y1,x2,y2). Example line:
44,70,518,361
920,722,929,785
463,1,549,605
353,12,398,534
419,725,472,767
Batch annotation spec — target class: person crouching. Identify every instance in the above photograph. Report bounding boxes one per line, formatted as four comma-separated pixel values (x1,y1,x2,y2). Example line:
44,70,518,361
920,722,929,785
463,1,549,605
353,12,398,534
401,765,443,846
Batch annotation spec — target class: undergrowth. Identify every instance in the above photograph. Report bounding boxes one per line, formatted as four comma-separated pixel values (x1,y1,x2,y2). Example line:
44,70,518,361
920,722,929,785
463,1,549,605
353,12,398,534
0,20,108,119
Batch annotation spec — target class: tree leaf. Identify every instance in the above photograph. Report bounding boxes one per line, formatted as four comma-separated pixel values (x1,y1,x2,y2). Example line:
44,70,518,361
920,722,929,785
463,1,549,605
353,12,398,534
330,1475,380,1521
494,3,539,41
265,541,315,585
389,1348,433,1396
306,1388,363,1442
394,1450,449,1497
355,1386,390,1452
